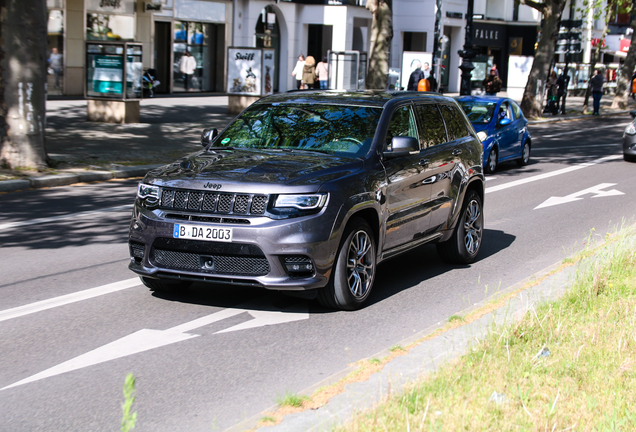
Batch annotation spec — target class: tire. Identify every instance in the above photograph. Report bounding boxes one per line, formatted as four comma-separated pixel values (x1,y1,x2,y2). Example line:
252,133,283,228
517,141,531,166
317,218,376,311
140,276,192,292
436,190,483,264
485,147,498,174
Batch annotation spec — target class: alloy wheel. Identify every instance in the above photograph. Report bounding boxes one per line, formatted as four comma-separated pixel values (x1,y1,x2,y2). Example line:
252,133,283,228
346,230,375,298
463,199,483,255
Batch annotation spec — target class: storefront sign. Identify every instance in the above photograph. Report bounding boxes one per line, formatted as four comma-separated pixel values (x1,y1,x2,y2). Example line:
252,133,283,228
262,49,275,95
473,24,506,47
228,48,262,96
92,55,123,94
86,0,135,14
175,0,225,22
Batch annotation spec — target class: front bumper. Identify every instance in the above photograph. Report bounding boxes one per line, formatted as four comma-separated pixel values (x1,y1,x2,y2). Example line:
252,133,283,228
128,202,341,291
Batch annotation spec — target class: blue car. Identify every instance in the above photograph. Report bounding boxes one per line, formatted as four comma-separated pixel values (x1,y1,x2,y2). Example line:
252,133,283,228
455,96,532,173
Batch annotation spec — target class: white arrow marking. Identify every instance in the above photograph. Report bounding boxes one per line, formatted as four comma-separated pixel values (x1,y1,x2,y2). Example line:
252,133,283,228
2,300,308,390
535,183,624,210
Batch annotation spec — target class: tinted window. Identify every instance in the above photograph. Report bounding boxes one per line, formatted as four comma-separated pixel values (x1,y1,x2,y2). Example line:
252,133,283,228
415,104,447,147
440,104,469,141
215,103,383,156
385,105,419,149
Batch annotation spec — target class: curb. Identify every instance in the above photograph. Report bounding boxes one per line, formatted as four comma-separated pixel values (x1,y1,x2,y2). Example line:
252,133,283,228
0,164,162,193
527,110,628,124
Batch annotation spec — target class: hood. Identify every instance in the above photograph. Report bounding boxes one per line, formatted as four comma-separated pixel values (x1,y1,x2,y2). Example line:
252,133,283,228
145,149,363,190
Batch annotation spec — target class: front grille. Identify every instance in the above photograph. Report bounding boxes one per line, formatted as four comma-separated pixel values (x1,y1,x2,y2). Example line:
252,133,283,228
159,188,268,215
151,248,270,276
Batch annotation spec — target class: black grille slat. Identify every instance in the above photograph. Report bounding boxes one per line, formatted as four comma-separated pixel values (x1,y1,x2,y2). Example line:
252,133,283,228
202,193,218,211
233,195,249,214
151,248,270,276
217,194,233,213
174,191,188,209
250,195,268,214
188,192,203,210
159,188,268,216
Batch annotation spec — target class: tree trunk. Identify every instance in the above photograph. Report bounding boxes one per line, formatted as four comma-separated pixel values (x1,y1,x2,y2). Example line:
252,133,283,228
519,0,567,118
611,9,636,109
366,0,393,90
0,0,48,169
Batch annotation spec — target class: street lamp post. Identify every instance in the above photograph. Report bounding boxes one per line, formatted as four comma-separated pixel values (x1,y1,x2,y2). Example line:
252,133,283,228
458,0,476,95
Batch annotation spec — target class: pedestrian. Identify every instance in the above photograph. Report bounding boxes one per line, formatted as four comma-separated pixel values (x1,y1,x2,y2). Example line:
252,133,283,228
482,68,502,95
302,55,316,90
423,62,431,79
590,69,605,115
315,56,330,90
179,51,197,91
291,54,305,90
407,60,425,91
48,47,63,89
630,69,636,100
427,72,438,93
490,64,499,77
556,70,570,114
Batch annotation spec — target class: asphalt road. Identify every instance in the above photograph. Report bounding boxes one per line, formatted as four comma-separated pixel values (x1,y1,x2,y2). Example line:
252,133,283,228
1,115,635,432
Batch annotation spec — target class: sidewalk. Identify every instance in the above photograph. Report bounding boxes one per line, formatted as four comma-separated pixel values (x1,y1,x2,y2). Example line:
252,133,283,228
0,92,633,193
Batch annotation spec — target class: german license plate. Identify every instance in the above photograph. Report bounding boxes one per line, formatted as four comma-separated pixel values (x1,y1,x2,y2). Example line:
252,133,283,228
173,224,233,242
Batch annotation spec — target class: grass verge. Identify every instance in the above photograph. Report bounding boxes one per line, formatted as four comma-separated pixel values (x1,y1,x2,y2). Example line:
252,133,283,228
337,228,636,431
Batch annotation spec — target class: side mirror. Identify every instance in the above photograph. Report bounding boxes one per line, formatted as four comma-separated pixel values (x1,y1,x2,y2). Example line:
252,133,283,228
629,111,636,119
498,118,512,126
383,136,419,159
201,128,218,147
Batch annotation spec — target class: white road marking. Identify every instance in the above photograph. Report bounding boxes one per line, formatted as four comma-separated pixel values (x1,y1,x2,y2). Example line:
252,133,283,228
0,204,133,231
485,155,623,194
534,123,628,139
534,183,624,209
0,278,140,323
1,300,309,390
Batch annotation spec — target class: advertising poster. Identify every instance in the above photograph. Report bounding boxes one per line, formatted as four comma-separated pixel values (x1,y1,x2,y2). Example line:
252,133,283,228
227,48,262,96
400,51,433,90
507,55,533,101
92,55,123,94
262,49,275,95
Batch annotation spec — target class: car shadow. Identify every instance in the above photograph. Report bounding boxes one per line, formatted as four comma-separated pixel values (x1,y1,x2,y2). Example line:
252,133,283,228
150,228,515,313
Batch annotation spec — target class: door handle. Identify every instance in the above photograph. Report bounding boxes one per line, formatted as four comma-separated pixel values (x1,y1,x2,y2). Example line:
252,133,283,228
419,158,430,166
452,149,462,156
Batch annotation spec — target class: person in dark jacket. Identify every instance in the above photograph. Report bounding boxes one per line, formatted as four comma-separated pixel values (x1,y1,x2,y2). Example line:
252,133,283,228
427,72,438,93
407,60,425,91
590,69,605,115
482,69,502,95
556,70,570,114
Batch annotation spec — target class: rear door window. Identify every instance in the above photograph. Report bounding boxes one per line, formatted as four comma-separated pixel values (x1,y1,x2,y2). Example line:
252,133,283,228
414,104,448,148
510,100,522,120
439,104,469,141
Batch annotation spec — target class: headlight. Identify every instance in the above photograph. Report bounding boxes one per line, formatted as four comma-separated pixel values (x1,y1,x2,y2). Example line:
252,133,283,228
274,194,328,210
137,183,160,205
476,131,488,142
269,193,328,218
625,122,636,136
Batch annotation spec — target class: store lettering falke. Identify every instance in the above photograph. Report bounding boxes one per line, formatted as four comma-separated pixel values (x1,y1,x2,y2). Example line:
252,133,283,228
99,0,122,8
474,29,499,41
235,52,255,61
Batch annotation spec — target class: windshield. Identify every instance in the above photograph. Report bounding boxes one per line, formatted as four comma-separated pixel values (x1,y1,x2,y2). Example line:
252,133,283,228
457,101,497,124
213,103,383,157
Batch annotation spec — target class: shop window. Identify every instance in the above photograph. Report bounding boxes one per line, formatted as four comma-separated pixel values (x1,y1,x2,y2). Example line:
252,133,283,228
87,13,135,41
173,21,224,93
403,32,426,52
47,8,64,94
255,6,280,92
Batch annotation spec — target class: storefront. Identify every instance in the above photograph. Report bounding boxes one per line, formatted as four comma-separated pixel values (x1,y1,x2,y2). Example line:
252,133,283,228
152,0,229,94
47,0,65,95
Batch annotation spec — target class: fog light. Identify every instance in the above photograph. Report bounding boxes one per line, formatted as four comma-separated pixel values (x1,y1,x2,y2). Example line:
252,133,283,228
286,263,313,273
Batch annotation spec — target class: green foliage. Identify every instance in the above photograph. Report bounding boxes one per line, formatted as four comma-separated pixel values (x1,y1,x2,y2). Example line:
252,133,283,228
368,358,382,365
389,345,404,353
260,416,277,424
276,392,309,408
121,373,137,432
448,315,465,323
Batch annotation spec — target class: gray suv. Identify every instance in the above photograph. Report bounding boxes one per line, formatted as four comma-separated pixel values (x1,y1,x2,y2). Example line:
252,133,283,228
129,91,485,310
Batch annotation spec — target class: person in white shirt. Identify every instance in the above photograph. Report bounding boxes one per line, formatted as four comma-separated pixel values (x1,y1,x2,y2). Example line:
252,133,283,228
291,54,305,90
49,47,63,89
179,51,197,91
